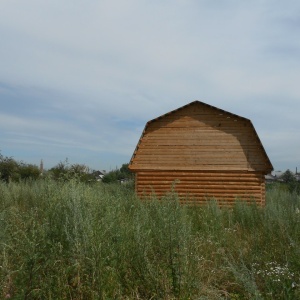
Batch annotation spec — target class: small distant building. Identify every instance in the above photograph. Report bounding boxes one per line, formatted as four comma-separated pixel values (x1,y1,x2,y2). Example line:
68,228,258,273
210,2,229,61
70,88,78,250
274,171,283,178
265,173,276,183
119,178,131,184
92,170,106,181
129,101,273,206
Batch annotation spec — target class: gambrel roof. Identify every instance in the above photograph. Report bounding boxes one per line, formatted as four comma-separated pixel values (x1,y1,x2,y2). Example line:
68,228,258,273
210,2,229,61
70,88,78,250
129,101,273,173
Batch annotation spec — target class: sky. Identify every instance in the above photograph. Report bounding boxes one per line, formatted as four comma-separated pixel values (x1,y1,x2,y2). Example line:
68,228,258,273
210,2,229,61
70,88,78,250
0,0,299,172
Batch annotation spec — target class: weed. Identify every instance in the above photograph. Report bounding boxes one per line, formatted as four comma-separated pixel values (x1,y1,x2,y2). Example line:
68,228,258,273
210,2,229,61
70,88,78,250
0,180,299,299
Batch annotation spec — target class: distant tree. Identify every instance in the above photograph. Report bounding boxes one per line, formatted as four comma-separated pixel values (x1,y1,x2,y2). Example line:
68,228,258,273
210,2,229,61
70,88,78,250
102,163,133,183
120,163,132,177
281,169,300,194
0,152,40,182
102,170,119,183
69,163,95,182
70,163,89,174
49,160,69,181
0,154,19,182
18,162,40,180
49,160,95,183
281,169,296,184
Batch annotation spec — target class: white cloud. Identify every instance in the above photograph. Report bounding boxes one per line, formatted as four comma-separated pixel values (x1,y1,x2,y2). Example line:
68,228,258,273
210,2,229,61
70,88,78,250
0,0,299,170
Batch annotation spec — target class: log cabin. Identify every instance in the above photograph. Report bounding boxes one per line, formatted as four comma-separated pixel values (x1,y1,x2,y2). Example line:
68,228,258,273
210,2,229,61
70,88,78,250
128,101,273,206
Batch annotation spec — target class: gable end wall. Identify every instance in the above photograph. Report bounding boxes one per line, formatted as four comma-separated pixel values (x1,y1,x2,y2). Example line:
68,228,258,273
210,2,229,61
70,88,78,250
129,101,272,206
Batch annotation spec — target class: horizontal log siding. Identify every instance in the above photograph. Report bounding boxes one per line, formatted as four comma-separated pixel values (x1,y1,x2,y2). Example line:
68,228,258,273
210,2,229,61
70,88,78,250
130,106,270,172
136,170,265,206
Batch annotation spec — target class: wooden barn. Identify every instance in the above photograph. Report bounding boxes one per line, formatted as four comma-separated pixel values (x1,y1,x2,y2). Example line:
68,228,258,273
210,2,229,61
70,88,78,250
128,101,273,206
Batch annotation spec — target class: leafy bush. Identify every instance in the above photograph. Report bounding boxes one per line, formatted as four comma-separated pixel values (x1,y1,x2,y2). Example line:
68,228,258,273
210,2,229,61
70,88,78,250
18,163,40,180
0,152,40,182
102,163,133,183
48,160,95,183
279,169,300,194
0,154,19,182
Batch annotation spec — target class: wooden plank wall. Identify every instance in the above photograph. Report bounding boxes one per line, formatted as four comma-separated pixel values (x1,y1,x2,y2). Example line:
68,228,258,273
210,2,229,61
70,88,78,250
136,170,265,206
130,102,271,206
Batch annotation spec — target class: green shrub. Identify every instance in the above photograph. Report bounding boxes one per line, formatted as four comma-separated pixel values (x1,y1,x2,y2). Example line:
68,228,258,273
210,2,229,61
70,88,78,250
102,163,133,184
0,152,40,182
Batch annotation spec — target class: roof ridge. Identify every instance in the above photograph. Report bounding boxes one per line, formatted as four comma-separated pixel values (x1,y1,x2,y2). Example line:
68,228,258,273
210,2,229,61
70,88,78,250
147,100,249,124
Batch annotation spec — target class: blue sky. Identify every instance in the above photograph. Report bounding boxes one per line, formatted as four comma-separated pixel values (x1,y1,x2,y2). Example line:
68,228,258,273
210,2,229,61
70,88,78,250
0,0,299,172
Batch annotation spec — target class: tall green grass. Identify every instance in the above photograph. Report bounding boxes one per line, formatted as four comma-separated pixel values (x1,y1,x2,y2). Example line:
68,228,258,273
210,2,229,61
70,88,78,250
1,180,300,299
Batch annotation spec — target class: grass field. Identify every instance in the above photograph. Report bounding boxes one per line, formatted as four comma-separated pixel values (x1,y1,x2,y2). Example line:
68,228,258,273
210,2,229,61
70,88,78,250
1,179,300,299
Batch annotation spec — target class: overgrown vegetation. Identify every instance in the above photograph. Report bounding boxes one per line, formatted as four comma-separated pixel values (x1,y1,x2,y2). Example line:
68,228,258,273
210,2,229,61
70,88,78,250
0,153,112,184
0,153,40,182
280,169,300,194
48,159,97,183
1,179,300,299
101,163,133,183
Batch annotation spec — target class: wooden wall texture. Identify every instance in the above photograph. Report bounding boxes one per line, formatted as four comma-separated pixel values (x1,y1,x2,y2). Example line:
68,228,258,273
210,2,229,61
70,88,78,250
129,101,273,206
